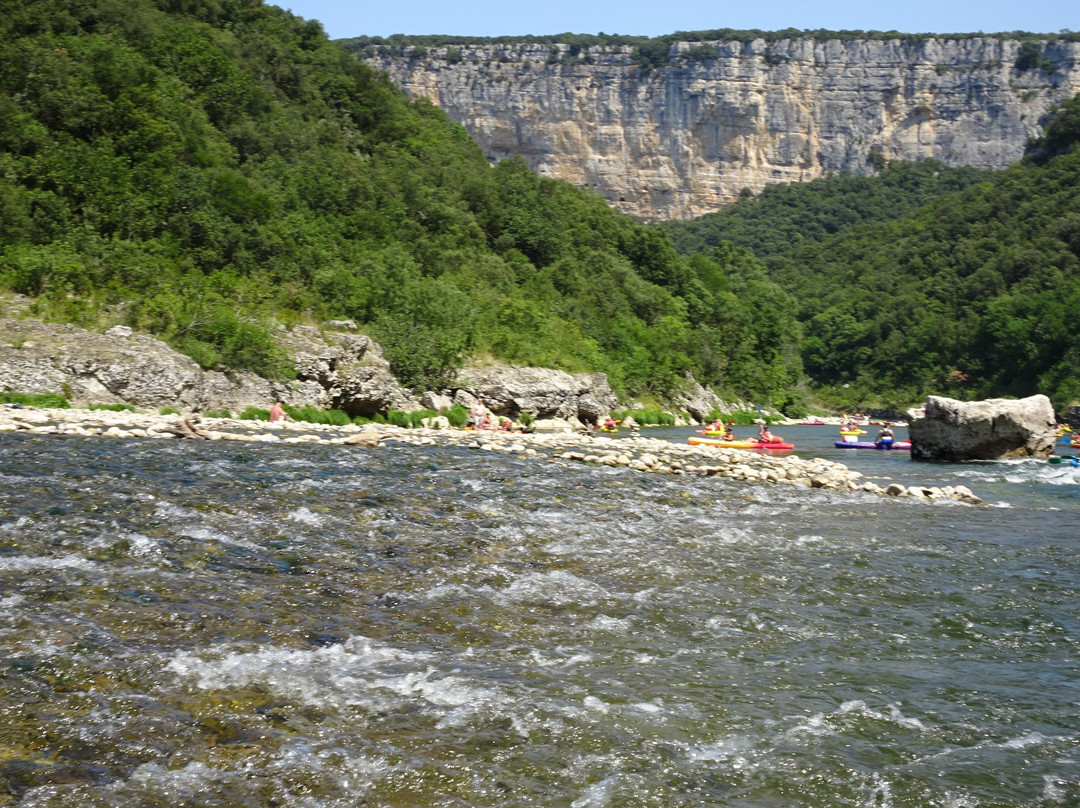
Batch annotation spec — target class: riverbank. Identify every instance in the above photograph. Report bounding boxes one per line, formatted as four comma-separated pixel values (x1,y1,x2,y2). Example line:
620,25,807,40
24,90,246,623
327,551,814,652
0,404,985,505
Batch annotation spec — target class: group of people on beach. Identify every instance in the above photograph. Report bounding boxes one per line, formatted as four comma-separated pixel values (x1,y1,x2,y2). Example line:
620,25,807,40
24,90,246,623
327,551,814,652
469,399,516,431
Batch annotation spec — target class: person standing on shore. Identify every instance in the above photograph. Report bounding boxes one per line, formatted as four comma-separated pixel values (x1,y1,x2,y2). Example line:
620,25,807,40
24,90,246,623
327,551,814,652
269,402,293,423
470,398,487,429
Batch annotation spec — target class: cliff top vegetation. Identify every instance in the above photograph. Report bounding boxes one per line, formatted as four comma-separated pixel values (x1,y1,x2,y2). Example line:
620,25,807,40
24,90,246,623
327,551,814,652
344,30,1078,72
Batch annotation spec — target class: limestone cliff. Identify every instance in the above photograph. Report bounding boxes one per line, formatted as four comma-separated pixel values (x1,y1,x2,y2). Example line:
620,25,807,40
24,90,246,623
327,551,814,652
360,37,1080,219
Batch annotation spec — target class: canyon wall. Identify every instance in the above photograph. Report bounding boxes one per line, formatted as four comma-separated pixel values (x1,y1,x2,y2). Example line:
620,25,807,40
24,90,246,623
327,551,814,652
359,38,1080,219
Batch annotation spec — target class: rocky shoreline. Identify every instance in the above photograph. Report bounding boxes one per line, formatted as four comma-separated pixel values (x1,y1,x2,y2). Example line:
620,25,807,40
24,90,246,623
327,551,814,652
0,405,986,505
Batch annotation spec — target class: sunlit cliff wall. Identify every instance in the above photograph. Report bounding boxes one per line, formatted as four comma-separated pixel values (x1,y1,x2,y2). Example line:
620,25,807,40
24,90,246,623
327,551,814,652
360,37,1080,220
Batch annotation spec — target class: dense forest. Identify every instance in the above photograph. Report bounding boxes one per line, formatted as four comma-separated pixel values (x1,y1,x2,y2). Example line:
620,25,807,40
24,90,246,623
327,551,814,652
2,1,1079,415
0,0,800,405
665,97,1080,412
660,161,997,258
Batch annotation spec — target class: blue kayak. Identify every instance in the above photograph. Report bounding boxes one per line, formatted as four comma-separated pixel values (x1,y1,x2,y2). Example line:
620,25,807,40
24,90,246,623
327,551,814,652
835,441,911,450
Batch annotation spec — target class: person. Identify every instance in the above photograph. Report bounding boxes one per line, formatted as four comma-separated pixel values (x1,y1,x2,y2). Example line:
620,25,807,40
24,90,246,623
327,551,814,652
875,426,895,449
469,398,486,428
758,425,783,444
708,418,724,432
723,427,736,441
479,411,494,430
268,402,292,423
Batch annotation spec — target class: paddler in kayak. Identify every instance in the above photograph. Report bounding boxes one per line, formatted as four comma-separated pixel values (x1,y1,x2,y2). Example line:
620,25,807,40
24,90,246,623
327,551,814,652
875,425,895,449
723,427,736,442
757,425,784,444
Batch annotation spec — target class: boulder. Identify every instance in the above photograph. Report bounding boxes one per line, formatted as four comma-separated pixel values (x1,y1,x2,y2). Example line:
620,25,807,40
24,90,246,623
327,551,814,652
0,318,420,416
907,394,1056,461
420,391,454,412
273,325,417,416
669,375,724,423
452,366,618,425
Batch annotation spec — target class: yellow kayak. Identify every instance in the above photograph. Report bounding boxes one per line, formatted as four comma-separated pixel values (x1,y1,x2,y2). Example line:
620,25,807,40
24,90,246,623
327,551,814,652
839,428,866,435
689,436,794,450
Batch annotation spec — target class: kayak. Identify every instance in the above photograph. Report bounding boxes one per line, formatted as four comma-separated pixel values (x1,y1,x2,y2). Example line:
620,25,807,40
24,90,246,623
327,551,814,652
834,441,911,450
597,427,618,433
798,420,826,425
1048,455,1079,466
689,436,794,450
839,428,866,436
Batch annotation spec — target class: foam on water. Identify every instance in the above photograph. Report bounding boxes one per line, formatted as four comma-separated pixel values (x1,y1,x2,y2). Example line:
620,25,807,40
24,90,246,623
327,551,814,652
494,569,612,607
286,506,324,525
0,553,98,572
164,635,502,718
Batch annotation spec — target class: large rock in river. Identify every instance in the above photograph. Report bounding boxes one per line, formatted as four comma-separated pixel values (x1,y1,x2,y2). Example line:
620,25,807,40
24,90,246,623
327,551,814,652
907,395,1056,461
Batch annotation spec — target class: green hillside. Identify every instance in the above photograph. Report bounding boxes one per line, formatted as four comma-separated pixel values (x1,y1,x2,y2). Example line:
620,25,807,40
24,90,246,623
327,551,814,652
0,0,800,404
752,101,1080,410
660,160,996,257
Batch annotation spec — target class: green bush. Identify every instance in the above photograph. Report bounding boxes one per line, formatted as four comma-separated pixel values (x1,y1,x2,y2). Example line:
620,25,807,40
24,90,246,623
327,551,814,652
446,404,469,428
519,411,534,427
159,406,180,415
611,409,675,426
89,403,135,412
203,408,232,419
282,405,351,425
0,392,70,408
385,410,411,428
407,408,439,427
238,407,269,421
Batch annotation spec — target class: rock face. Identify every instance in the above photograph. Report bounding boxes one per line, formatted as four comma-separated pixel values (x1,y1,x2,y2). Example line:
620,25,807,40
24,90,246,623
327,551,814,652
0,318,275,411
276,325,418,416
361,37,1080,219
907,394,1057,461
0,319,418,415
451,366,619,425
0,318,620,420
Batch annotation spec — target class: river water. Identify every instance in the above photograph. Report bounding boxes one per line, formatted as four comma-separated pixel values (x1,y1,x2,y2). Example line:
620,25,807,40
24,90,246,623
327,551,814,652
1,425,1078,807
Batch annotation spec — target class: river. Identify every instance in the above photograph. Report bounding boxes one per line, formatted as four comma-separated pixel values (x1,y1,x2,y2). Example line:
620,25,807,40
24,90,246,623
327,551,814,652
1,424,1078,806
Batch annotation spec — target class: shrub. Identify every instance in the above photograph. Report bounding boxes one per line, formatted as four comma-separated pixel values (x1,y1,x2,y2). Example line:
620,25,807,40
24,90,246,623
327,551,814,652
203,408,232,419
446,404,469,428
239,407,269,421
519,411,534,427
159,406,180,415
282,405,351,425
0,391,69,408
407,408,438,427
385,409,411,428
611,409,675,425
89,403,135,412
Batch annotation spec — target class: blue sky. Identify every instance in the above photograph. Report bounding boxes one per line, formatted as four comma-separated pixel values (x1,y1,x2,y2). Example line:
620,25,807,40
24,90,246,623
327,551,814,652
278,0,1079,40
